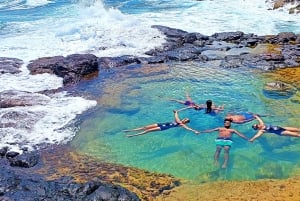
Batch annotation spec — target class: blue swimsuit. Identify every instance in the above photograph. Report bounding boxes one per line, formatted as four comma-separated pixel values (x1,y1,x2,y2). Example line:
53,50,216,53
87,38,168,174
157,122,180,130
265,124,286,135
184,100,195,106
241,112,255,121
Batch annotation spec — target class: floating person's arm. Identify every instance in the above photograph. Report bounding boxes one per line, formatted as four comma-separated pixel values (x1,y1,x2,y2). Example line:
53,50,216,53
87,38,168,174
249,130,265,142
173,110,181,122
180,124,200,134
176,106,194,112
213,105,225,112
233,129,248,140
201,127,219,133
254,114,264,125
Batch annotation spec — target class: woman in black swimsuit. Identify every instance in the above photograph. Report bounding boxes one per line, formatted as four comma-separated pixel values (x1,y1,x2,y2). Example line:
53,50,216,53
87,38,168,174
123,110,200,137
249,115,300,142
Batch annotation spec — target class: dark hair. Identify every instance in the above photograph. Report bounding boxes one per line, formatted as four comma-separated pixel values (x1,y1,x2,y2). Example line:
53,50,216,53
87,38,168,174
183,118,190,123
252,124,258,130
224,118,233,123
205,100,212,113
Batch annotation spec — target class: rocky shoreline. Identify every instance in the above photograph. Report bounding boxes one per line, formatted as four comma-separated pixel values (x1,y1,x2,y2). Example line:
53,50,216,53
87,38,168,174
1,25,300,200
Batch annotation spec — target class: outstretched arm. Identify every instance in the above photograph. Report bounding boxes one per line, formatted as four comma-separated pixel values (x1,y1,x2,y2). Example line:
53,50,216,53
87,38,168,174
176,106,193,112
180,124,200,134
233,130,248,140
173,110,181,122
201,128,219,133
249,130,264,142
254,115,264,125
213,105,225,112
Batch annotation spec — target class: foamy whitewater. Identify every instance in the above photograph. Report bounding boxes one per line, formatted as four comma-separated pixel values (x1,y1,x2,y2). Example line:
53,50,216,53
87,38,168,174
1,0,300,153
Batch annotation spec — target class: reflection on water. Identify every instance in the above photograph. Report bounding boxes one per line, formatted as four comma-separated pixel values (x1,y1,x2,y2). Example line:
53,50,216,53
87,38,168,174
72,62,300,182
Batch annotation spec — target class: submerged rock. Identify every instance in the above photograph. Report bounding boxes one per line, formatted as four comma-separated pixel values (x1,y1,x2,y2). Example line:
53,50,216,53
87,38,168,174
263,81,297,99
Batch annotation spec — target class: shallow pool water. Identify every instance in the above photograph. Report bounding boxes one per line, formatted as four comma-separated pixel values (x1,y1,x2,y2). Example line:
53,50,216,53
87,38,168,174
71,62,300,182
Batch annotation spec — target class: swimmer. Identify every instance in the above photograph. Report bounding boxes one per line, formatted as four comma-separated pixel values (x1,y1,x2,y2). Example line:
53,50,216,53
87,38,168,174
249,115,300,142
163,91,204,111
225,112,264,124
200,118,248,168
205,99,224,114
123,110,200,137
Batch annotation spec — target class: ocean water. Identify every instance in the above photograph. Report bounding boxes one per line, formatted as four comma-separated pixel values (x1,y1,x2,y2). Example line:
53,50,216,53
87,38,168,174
1,0,300,181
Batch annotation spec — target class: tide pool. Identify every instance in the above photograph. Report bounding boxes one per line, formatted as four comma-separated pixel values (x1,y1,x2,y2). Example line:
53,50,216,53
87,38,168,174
71,62,300,182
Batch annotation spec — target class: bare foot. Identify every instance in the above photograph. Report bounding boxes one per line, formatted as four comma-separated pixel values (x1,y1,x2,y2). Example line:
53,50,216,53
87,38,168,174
221,163,227,169
214,160,219,167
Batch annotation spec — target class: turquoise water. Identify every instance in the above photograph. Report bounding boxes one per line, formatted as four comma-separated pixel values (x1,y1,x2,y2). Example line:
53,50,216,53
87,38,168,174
72,62,300,182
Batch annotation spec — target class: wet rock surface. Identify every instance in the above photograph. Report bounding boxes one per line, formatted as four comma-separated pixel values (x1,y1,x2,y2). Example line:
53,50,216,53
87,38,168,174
27,54,99,86
1,25,300,200
1,26,299,87
0,26,298,88
0,148,141,201
0,57,23,74
0,90,51,108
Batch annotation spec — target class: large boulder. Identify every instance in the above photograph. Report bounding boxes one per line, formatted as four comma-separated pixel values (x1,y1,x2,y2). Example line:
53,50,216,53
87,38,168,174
27,54,99,86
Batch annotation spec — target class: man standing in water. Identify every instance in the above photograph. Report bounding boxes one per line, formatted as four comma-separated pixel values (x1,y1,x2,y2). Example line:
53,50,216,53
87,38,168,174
200,118,249,168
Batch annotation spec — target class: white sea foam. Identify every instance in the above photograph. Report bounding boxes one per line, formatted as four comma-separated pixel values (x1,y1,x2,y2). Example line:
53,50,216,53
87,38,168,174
0,92,97,153
137,0,300,35
0,0,53,10
0,1,166,62
0,63,63,93
0,61,97,153
1,0,299,153
25,0,53,7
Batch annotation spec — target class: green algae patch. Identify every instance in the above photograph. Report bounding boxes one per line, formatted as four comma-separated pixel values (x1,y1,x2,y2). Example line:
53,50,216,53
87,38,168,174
250,43,282,55
263,67,300,89
154,175,300,201
36,146,180,201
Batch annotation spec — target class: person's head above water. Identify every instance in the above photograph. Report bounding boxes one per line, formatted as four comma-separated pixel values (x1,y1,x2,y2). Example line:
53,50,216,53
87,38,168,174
252,124,259,130
205,100,212,113
224,118,232,128
181,118,190,124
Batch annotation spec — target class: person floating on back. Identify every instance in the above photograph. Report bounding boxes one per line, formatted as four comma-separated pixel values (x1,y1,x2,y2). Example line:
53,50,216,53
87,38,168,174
225,112,265,124
249,115,300,142
163,91,205,111
200,118,248,168
123,110,200,137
